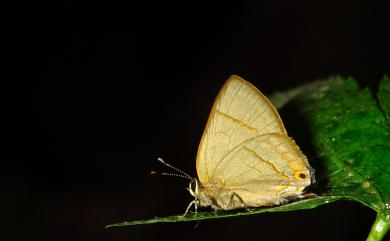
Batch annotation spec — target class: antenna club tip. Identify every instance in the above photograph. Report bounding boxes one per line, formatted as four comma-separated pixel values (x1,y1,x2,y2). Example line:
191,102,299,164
155,156,193,179
157,157,165,163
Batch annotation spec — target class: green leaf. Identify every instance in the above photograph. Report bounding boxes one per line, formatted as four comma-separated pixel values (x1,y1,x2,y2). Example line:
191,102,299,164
106,196,341,227
107,76,390,240
279,77,390,211
378,75,390,123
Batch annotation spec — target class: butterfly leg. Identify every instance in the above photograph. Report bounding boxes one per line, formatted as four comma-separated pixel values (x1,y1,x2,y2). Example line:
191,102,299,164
209,196,222,212
228,192,246,210
229,192,257,212
181,199,198,217
232,193,256,212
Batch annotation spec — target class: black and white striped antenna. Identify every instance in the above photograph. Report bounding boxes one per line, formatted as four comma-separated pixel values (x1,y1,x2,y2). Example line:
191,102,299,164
151,157,192,180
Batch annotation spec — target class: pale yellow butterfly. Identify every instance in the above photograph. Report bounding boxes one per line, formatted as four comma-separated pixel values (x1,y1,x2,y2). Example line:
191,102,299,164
159,75,314,215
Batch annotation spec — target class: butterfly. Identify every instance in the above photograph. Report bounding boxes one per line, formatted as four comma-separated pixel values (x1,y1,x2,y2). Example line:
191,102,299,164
158,75,314,215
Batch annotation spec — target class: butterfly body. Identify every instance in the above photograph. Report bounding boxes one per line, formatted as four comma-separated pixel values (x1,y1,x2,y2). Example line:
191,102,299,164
186,75,314,213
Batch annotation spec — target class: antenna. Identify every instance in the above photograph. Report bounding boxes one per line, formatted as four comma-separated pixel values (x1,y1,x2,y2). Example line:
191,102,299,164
150,171,192,180
152,157,192,180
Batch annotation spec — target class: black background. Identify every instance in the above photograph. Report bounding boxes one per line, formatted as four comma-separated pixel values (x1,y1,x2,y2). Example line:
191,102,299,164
2,1,390,241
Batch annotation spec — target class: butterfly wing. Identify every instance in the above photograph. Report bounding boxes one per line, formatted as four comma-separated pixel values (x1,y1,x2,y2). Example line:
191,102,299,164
210,133,312,207
196,75,288,185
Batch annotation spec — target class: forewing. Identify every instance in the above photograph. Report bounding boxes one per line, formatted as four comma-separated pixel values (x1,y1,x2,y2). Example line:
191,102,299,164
196,75,287,184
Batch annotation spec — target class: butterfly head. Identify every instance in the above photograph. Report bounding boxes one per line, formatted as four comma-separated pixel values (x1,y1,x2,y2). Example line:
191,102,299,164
187,178,214,210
